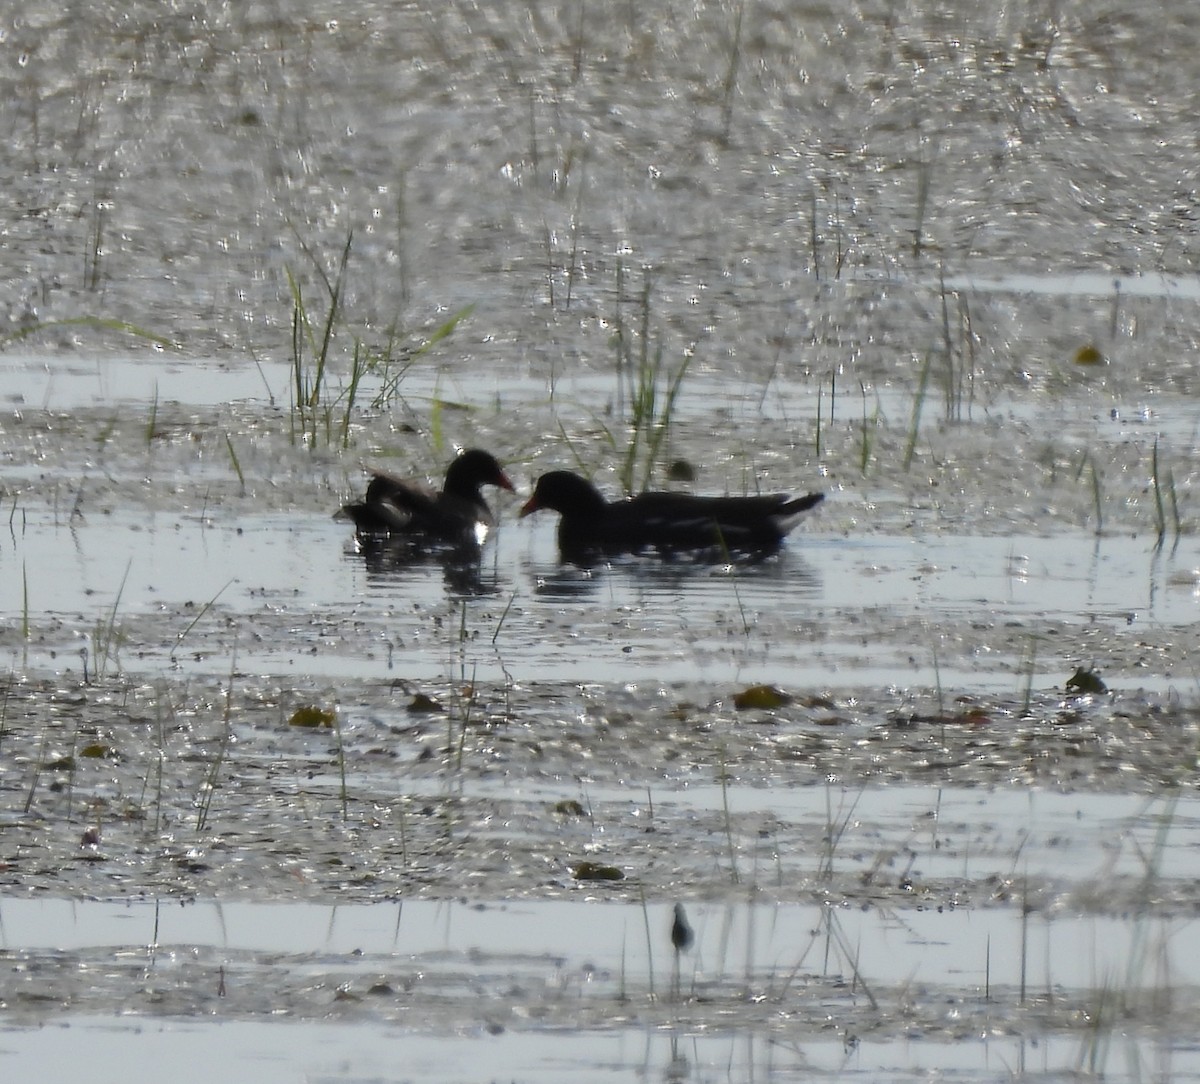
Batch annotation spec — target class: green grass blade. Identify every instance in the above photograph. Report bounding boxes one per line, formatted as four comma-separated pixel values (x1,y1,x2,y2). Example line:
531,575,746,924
903,353,932,471
0,316,177,351
224,434,245,491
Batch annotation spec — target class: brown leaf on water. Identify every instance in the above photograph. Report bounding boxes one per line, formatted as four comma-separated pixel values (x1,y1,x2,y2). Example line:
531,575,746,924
289,706,336,728
734,684,792,711
79,743,115,758
1074,343,1104,365
572,861,624,881
407,693,444,714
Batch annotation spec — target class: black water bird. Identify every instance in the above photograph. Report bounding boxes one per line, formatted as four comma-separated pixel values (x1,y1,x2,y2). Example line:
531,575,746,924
337,449,515,545
519,470,824,564
671,902,694,954
670,902,694,1002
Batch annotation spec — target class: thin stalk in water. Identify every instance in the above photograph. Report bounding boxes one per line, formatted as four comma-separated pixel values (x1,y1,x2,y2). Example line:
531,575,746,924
491,590,518,645
718,745,740,884
196,644,238,833
814,380,822,458
93,560,132,681
146,383,159,445
1090,456,1104,535
1151,437,1166,547
903,353,933,471
334,708,349,823
720,1,745,142
638,885,657,1001
224,435,245,493
859,381,878,475
1021,634,1038,716
172,579,233,660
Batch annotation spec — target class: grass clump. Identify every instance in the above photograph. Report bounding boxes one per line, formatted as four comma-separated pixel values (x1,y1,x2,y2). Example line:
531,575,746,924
902,353,933,471
287,230,474,451
610,265,693,494
89,560,131,682
1150,437,1182,549
195,651,238,833
287,231,354,449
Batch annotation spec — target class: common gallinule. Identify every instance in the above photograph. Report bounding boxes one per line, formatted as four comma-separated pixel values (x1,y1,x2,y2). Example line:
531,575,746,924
337,449,515,544
671,902,694,952
519,470,824,564
670,901,694,1000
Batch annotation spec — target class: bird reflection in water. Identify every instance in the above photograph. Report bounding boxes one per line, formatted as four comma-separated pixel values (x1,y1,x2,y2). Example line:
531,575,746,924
348,534,502,597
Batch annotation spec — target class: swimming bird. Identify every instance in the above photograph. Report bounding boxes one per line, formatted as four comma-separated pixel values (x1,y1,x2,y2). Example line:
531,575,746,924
518,470,823,564
671,902,694,953
670,902,694,1001
337,449,515,545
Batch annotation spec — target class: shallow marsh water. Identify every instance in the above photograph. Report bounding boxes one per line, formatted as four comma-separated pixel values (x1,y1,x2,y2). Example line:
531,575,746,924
2,2,1200,1081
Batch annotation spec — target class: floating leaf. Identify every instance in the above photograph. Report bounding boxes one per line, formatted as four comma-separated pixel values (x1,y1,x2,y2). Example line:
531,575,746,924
1074,344,1104,366
407,693,444,714
1065,666,1107,695
554,800,586,817
734,684,792,711
289,706,336,728
79,743,115,759
572,861,624,882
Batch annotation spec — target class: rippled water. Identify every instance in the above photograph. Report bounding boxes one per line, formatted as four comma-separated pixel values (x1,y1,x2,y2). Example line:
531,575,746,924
2,2,1200,1081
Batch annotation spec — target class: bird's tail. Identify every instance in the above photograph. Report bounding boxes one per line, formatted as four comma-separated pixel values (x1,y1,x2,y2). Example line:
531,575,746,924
774,492,825,534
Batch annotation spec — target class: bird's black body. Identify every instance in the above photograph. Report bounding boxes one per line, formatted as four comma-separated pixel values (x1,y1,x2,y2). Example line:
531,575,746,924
519,470,823,565
338,449,514,546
